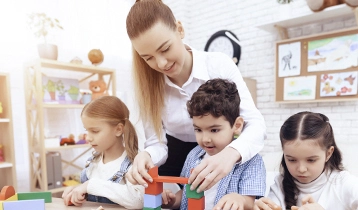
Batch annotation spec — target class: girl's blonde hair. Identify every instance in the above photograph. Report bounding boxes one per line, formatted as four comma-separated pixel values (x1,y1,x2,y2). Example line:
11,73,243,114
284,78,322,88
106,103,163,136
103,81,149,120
126,0,177,139
81,96,138,163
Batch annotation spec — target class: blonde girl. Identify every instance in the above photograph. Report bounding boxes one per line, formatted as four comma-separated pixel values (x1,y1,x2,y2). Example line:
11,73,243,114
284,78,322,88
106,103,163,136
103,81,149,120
62,96,143,209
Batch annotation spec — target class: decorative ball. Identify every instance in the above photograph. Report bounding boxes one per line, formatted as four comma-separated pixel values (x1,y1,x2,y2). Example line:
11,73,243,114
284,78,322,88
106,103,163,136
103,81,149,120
88,49,104,65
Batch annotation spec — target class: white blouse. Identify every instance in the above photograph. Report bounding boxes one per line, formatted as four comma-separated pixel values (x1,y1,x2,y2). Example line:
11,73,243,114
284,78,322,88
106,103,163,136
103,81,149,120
268,170,358,209
144,45,266,166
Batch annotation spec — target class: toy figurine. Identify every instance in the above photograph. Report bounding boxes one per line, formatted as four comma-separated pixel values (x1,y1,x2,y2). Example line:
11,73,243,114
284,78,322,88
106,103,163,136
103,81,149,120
60,134,76,146
0,144,4,162
76,133,88,144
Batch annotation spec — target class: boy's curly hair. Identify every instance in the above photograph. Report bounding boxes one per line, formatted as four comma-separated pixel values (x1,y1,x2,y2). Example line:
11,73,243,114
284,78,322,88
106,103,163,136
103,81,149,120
186,78,241,127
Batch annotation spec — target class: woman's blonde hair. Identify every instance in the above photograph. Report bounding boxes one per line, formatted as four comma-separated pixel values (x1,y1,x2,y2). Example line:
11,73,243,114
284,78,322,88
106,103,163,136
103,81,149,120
81,96,138,163
126,0,177,139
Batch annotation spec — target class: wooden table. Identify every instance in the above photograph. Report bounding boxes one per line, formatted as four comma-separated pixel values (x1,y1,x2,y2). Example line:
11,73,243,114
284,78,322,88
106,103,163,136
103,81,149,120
46,197,131,209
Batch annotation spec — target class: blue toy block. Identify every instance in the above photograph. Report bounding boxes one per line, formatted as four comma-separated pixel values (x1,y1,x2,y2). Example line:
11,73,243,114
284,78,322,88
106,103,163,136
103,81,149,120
3,199,45,210
144,194,162,208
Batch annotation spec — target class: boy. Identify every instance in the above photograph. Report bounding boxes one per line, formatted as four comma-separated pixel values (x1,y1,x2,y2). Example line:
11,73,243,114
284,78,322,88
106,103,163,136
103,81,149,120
161,78,266,210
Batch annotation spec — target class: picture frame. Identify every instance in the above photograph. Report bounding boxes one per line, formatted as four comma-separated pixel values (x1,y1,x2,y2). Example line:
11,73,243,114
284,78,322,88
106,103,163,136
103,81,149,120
275,27,358,103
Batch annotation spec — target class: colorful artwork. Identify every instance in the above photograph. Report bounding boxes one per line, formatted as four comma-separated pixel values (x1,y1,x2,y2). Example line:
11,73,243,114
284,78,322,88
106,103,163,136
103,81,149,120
320,71,357,97
307,34,358,72
42,76,80,104
278,41,301,77
284,76,316,101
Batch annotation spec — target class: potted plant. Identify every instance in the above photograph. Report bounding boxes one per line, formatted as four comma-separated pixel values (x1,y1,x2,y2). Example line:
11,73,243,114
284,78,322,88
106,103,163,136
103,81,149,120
56,80,67,101
44,80,56,100
28,13,63,60
68,86,80,102
277,0,293,3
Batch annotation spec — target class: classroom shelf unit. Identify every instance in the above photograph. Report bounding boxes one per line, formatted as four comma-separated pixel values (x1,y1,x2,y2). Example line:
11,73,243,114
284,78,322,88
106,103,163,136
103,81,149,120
23,59,116,192
0,73,17,190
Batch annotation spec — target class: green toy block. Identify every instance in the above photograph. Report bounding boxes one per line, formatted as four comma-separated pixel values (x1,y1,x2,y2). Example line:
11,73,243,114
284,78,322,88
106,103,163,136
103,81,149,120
17,192,52,203
185,184,204,199
143,207,161,210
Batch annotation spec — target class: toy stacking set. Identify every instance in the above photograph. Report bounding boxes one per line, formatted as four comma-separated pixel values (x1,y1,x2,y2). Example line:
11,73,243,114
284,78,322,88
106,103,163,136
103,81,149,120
0,186,51,210
144,166,205,210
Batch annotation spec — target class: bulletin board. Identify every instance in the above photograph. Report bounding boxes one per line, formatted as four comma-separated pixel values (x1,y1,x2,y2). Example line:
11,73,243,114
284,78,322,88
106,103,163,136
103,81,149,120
275,27,358,103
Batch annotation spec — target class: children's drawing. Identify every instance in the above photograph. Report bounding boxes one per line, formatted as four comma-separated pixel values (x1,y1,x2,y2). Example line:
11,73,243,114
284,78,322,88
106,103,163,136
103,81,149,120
284,76,316,101
278,42,301,77
307,34,358,72
42,76,80,104
320,71,357,97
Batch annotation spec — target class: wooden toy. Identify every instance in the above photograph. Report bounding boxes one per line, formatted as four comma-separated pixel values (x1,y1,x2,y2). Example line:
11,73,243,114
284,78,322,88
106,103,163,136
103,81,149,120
143,166,205,210
0,186,51,210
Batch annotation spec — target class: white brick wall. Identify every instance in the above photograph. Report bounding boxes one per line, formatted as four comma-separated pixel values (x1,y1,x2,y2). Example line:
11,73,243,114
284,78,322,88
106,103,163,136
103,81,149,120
166,0,358,174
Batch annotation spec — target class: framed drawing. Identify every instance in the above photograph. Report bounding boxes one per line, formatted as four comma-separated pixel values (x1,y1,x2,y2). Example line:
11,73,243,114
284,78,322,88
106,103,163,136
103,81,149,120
42,76,80,104
275,27,358,103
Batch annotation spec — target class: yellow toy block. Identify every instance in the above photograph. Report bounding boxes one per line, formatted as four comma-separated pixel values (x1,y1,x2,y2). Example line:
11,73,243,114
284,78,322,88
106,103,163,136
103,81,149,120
5,195,17,201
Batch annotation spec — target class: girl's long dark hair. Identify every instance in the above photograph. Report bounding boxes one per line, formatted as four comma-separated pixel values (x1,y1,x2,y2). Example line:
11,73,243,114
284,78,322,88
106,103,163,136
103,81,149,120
279,111,343,208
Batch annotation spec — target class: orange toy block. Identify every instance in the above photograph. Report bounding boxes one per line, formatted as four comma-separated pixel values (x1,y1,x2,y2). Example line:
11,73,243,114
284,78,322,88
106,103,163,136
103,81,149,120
153,176,189,184
145,166,163,195
0,186,15,200
188,197,205,210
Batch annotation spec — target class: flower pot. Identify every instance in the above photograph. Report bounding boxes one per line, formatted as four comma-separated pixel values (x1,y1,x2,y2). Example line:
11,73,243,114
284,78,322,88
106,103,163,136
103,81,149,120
37,44,58,60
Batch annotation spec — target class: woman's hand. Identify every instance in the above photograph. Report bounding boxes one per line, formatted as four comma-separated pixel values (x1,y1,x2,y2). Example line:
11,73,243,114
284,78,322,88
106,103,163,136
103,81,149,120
254,197,281,210
161,189,176,208
69,181,88,206
213,193,253,210
125,151,155,187
188,147,240,192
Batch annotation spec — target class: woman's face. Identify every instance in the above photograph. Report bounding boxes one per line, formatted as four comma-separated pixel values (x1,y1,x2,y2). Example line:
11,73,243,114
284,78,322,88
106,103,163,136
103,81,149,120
131,21,189,80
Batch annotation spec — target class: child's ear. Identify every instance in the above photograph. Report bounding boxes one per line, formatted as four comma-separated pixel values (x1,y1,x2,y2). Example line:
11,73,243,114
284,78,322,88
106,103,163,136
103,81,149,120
326,146,335,162
233,116,244,135
115,123,124,137
176,20,185,39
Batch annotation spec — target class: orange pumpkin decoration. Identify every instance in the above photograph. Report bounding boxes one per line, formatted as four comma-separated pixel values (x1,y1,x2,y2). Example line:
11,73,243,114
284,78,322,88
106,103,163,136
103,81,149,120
88,49,104,65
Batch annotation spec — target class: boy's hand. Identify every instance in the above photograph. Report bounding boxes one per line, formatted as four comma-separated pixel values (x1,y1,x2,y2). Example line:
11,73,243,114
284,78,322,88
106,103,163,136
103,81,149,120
213,193,248,210
69,181,88,206
126,151,154,187
189,147,240,192
254,197,281,210
161,189,176,208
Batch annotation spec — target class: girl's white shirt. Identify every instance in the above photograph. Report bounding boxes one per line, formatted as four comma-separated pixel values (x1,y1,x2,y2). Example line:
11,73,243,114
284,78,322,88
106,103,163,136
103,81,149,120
86,151,144,209
268,170,358,210
143,45,266,166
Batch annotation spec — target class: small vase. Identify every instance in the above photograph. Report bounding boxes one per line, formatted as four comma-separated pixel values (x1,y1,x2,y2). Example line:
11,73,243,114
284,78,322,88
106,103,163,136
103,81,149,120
37,44,58,60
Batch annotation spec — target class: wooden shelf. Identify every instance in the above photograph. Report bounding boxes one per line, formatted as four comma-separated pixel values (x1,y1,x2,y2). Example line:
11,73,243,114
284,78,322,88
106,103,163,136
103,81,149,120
256,4,355,33
0,162,13,169
43,104,85,109
46,144,91,151
0,118,10,123
0,73,17,190
24,59,116,192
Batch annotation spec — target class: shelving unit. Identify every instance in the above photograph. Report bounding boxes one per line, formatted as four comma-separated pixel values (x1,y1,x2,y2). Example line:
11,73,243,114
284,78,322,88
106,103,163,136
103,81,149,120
256,4,358,39
24,59,116,192
0,73,17,190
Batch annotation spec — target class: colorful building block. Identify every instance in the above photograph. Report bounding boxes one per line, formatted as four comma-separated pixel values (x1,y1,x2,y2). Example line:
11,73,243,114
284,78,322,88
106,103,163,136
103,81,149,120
188,197,205,209
185,184,204,199
143,207,161,210
3,199,45,210
0,186,15,200
145,167,163,195
17,192,52,203
153,176,188,184
144,194,162,208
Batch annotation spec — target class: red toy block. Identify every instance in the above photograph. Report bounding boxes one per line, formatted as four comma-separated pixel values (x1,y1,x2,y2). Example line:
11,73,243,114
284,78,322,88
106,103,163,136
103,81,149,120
188,197,205,210
153,176,189,184
0,186,15,201
145,166,163,195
